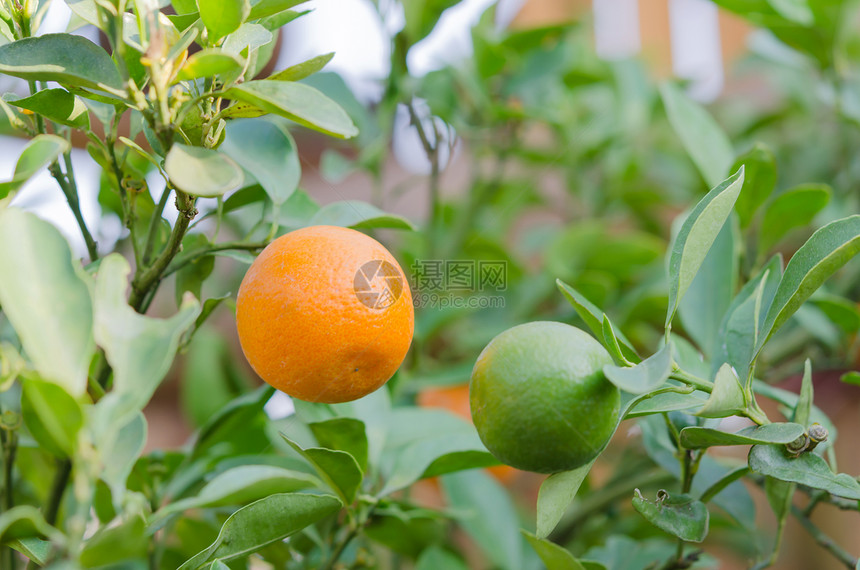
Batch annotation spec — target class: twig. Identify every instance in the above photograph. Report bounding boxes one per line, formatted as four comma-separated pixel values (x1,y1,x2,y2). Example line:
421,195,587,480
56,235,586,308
163,240,269,278
45,459,72,525
129,190,197,312
790,505,857,569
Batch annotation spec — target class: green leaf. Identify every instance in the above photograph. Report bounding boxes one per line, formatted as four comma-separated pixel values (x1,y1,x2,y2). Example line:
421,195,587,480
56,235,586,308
247,0,305,20
401,0,460,45
660,82,733,187
267,52,334,81
666,167,745,329
8,89,89,129
678,222,736,358
176,49,244,82
696,363,745,418
80,515,147,567
632,490,709,542
91,406,147,500
415,546,470,570
441,470,523,570
624,389,708,418
378,408,492,495
308,200,415,230
220,118,300,206
841,371,860,386
603,344,672,394
177,493,341,569
731,143,776,229
222,23,272,57
601,315,633,367
523,531,589,570
164,144,244,197
0,34,124,94
536,461,594,538
280,434,361,504
0,506,62,544
758,215,860,352
768,0,814,23
155,465,320,522
308,418,369,472
793,359,814,427
712,255,781,380
20,378,83,457
753,381,836,451
0,208,94,396
8,537,53,565
197,0,249,41
556,280,640,363
680,423,805,449
0,134,70,199
749,444,860,499
93,254,200,414
223,80,359,138
759,184,831,254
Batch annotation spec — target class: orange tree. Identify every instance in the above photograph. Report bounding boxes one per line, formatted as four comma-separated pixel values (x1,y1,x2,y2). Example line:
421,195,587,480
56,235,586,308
0,0,859,569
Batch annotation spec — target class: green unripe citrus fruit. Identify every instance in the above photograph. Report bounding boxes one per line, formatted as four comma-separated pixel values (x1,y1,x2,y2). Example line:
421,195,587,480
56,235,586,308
469,321,620,473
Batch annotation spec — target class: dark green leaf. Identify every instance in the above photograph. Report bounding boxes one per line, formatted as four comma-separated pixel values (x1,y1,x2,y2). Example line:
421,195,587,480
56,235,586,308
280,434,361,504
758,215,860,351
680,423,805,449
164,144,244,197
224,80,358,138
8,537,53,565
0,34,124,93
632,490,709,542
624,389,708,418
601,315,634,366
666,167,745,329
604,344,672,394
759,184,831,254
699,466,750,503
177,493,341,569
749,444,860,499
0,208,94,395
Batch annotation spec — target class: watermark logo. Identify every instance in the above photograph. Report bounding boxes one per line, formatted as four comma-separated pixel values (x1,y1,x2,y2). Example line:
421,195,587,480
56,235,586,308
411,259,507,309
354,260,403,310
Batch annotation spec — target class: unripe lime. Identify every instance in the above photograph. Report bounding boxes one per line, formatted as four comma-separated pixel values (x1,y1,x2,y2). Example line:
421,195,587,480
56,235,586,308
469,321,620,473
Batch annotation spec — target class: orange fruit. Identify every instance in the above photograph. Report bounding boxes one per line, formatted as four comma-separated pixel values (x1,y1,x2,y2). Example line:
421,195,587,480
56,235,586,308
470,321,620,473
417,384,519,483
236,225,414,403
